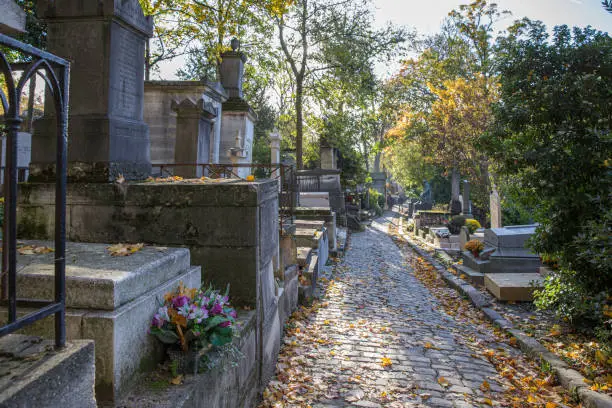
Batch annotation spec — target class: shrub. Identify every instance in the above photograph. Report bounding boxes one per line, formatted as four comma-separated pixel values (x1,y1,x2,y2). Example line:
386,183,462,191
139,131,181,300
368,188,384,216
465,219,481,234
448,215,466,234
464,239,485,256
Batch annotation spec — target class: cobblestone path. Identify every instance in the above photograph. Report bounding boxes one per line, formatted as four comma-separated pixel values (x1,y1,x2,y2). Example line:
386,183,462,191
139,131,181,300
261,213,555,407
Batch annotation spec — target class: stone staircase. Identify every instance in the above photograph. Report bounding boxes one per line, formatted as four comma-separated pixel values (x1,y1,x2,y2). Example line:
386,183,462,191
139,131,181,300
0,241,201,403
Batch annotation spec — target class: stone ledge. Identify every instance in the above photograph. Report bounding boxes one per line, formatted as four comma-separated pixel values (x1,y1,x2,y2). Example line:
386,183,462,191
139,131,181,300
15,240,191,310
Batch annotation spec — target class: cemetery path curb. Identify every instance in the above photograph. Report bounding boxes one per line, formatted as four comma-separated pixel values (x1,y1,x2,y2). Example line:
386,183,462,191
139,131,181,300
396,216,612,408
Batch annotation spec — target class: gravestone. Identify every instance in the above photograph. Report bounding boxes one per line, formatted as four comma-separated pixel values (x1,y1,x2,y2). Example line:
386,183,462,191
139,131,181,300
270,130,281,179
1,132,31,181
31,0,154,182
490,187,502,228
463,225,542,274
172,97,218,178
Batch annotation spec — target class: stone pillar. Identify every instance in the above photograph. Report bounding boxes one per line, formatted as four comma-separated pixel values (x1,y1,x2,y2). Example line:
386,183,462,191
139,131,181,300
490,186,502,228
0,0,25,35
462,180,472,218
31,0,153,182
171,98,217,178
270,129,281,179
219,39,256,179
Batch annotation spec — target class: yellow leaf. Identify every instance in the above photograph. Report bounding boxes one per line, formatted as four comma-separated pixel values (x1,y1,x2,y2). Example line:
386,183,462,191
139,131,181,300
480,380,490,392
481,398,492,406
596,350,607,364
545,403,557,408
170,375,183,385
437,377,450,387
527,394,538,403
381,357,393,367
549,324,562,337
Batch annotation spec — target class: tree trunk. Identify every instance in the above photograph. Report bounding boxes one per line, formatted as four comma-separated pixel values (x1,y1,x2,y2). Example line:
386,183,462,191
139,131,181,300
295,80,304,169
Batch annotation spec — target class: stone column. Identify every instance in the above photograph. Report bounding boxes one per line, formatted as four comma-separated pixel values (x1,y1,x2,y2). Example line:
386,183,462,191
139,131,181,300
462,180,472,218
270,129,281,179
31,0,153,182
490,186,502,228
172,97,217,178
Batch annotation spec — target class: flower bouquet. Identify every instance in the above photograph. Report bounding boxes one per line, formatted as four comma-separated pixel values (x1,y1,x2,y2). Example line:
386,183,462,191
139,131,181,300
464,239,485,258
150,282,237,374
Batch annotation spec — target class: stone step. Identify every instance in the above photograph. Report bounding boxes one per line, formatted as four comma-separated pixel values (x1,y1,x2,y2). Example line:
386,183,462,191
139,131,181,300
484,273,544,302
297,247,313,267
295,207,333,218
0,335,96,408
295,228,321,248
15,240,191,310
453,263,485,286
462,251,491,273
294,219,325,230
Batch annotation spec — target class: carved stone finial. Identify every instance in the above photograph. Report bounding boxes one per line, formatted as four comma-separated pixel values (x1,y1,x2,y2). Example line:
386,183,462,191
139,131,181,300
230,38,240,52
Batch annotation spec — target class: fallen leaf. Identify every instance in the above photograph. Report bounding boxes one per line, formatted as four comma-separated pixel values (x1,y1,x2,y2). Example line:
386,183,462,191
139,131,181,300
381,357,393,368
170,375,183,385
108,243,144,256
437,377,450,388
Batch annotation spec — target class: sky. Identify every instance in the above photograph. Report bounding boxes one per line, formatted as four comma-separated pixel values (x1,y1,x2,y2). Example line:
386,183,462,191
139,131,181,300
158,0,611,79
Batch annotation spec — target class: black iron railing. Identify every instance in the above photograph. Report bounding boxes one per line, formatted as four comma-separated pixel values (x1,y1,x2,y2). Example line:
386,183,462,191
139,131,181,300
152,163,297,230
0,33,69,348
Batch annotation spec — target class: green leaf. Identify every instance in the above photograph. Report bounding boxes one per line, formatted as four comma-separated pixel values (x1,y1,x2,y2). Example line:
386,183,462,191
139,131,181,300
203,315,226,332
209,332,233,347
150,327,180,344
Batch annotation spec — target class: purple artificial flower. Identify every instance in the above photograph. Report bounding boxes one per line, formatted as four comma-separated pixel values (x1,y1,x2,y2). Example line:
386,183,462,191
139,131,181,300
151,314,164,328
172,295,190,308
210,302,223,315
188,305,209,324
219,321,231,328
229,309,237,318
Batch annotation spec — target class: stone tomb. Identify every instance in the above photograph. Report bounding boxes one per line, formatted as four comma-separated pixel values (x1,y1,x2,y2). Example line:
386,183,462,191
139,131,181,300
0,241,200,401
462,225,542,274
17,179,284,402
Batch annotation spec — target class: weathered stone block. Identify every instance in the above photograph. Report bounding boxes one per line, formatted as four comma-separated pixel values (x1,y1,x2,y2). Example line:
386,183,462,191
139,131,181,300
16,242,191,310
0,336,96,408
